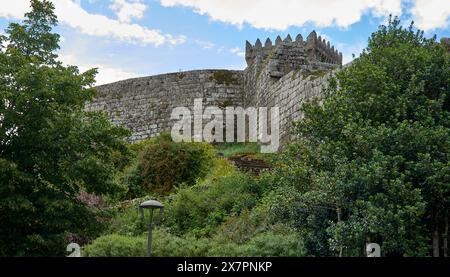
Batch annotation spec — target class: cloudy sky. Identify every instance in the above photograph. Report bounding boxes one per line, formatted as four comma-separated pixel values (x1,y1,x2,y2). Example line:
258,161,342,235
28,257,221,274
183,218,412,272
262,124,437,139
0,0,449,85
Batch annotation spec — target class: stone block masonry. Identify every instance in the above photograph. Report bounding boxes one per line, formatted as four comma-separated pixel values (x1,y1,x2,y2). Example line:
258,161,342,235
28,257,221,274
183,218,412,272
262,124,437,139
86,31,343,145
86,70,244,142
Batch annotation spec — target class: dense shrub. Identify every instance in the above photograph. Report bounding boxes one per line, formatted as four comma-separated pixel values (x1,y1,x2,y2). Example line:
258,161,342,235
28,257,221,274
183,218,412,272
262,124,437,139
209,231,305,257
163,171,262,235
216,208,270,244
215,143,261,157
151,230,212,257
242,231,305,257
83,229,305,257
83,234,147,257
122,133,216,197
83,229,210,257
103,159,237,238
86,138,306,257
106,203,146,237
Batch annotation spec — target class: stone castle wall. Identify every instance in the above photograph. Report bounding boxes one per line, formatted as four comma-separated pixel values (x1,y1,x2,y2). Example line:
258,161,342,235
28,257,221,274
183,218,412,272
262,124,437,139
86,70,244,142
86,31,343,145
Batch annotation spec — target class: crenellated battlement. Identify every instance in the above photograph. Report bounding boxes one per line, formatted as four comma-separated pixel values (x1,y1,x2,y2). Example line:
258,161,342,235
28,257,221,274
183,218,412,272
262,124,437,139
245,31,342,68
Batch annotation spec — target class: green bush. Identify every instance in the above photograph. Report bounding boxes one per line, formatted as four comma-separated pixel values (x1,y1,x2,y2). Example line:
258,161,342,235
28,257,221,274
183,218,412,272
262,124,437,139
106,203,146,237
118,160,147,199
83,229,211,257
238,231,305,257
208,231,305,257
163,172,262,235
107,158,238,237
215,143,261,157
83,229,305,257
83,234,147,257
152,230,212,257
122,133,216,197
216,208,270,244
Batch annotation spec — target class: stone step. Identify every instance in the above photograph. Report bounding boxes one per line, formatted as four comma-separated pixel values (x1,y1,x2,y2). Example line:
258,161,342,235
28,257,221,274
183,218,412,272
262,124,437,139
228,154,272,175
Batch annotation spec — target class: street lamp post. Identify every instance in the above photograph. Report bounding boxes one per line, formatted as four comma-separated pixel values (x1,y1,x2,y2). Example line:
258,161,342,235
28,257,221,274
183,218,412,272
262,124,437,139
139,200,164,257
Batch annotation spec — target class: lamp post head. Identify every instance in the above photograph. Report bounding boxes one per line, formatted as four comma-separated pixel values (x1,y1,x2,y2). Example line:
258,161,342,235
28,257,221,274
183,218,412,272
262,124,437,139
140,200,164,209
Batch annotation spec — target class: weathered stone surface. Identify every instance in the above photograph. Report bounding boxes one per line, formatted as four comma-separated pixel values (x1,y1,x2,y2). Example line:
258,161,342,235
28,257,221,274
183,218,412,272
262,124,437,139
86,31,344,146
86,70,243,142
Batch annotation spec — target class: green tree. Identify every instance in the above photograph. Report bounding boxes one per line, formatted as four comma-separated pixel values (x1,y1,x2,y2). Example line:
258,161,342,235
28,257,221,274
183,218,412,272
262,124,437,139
0,0,130,256
286,17,449,256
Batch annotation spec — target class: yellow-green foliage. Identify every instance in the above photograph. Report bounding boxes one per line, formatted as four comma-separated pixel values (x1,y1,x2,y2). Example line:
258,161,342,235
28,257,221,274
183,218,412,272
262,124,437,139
202,157,236,183
307,70,328,80
215,142,278,164
215,142,261,157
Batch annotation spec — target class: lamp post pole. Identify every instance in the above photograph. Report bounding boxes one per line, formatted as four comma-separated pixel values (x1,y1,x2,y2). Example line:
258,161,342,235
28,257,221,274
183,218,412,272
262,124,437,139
139,200,164,257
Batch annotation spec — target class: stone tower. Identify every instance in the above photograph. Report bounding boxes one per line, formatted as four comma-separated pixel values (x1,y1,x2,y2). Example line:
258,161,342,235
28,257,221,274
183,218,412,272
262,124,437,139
245,31,342,78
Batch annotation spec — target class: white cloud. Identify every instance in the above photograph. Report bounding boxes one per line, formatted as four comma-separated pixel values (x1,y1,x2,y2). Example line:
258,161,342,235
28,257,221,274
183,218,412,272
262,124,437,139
0,0,28,19
195,39,215,49
165,34,187,45
59,53,140,85
335,41,366,64
229,47,245,57
318,33,332,42
93,65,140,85
411,0,450,31
160,0,403,30
110,0,147,23
0,0,186,46
193,39,246,58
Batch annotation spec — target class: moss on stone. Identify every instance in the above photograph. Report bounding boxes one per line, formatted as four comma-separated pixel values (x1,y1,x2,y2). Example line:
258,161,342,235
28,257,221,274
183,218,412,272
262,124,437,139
210,70,239,86
291,69,301,80
307,70,327,80
219,99,234,109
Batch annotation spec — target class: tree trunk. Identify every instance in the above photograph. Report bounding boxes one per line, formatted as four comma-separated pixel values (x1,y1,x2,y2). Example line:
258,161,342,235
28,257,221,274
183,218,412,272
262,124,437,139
432,209,440,257
444,210,448,258
337,207,343,257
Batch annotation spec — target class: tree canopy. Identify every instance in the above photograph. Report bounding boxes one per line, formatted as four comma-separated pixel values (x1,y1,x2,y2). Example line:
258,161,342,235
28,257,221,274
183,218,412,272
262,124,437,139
283,16,449,257
0,0,130,256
